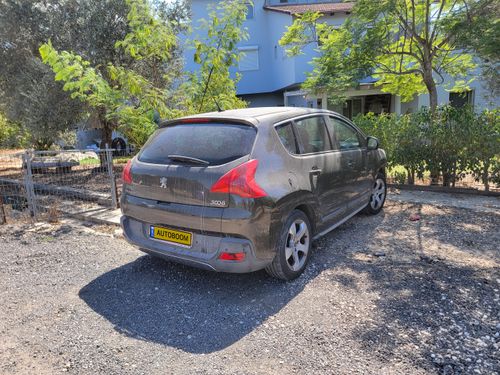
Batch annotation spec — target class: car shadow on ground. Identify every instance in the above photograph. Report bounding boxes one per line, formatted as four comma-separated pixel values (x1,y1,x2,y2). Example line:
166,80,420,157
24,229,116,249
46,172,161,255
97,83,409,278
79,253,323,354
79,202,499,366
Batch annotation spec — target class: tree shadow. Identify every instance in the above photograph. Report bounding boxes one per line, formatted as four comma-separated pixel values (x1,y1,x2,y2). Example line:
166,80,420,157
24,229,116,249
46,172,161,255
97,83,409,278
320,202,500,373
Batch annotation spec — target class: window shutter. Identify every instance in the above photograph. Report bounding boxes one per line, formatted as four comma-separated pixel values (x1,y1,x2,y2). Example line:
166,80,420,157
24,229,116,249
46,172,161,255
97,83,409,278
238,47,259,71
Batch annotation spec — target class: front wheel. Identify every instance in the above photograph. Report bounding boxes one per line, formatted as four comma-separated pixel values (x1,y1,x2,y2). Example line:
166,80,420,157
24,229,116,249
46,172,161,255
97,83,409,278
265,210,312,281
364,174,387,215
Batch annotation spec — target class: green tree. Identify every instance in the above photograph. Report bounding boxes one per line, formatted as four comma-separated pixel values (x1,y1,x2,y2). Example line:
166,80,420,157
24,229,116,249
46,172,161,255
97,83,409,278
39,0,249,148
451,0,500,98
280,0,486,111
182,0,249,113
39,0,182,148
0,0,131,147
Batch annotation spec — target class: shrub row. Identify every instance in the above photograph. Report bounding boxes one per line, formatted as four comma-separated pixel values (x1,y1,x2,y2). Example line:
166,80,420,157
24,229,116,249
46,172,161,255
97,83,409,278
354,106,500,191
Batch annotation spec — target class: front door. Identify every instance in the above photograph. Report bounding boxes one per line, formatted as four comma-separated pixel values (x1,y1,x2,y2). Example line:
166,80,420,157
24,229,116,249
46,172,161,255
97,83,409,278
327,116,372,213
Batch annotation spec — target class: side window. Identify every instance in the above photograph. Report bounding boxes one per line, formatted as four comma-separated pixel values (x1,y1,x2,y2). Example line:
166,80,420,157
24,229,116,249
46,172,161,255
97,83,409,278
294,116,332,154
330,117,362,150
276,123,298,154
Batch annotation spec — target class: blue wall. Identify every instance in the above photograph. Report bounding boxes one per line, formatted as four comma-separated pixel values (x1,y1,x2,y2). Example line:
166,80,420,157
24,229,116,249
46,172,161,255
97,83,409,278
186,1,348,96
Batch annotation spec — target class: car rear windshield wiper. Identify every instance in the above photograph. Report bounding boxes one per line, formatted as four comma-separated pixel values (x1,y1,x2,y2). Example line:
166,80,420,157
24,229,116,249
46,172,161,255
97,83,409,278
167,154,210,166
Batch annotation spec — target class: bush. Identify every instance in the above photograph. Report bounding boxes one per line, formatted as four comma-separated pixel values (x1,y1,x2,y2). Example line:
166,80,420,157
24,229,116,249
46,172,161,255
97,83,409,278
354,106,500,190
0,112,30,149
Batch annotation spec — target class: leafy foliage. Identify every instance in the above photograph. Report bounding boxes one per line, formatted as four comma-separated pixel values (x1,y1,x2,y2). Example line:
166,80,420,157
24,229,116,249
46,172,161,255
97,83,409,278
280,1,483,109
0,112,29,149
355,106,500,190
39,0,249,148
0,0,132,147
116,0,177,60
183,0,250,113
451,0,500,98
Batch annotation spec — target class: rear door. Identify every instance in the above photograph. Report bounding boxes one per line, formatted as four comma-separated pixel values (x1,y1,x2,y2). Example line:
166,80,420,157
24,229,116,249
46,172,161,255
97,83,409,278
291,116,346,224
125,121,257,230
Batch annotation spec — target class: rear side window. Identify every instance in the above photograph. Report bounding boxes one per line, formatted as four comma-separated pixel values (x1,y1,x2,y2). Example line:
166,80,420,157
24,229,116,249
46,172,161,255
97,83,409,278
276,123,298,154
139,123,256,166
294,116,332,154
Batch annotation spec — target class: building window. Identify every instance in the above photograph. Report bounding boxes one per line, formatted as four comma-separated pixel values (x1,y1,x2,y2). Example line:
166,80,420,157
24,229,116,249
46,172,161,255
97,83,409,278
246,3,254,19
238,46,259,71
449,90,474,108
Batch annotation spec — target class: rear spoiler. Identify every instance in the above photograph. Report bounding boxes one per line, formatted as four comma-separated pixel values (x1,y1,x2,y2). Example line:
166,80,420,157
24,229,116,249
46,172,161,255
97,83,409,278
159,117,255,129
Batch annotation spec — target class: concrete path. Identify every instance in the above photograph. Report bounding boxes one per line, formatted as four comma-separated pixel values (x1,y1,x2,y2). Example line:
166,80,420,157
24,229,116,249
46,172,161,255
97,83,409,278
388,188,500,214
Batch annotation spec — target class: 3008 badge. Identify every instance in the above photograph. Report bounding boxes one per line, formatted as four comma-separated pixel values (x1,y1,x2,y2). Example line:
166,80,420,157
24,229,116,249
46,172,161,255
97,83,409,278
210,200,226,207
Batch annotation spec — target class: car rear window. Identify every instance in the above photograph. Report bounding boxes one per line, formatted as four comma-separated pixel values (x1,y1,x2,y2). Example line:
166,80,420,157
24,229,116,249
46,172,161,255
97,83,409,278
138,122,257,166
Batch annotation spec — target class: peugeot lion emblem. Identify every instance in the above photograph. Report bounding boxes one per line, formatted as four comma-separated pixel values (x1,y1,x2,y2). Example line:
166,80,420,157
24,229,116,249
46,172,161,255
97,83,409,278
160,177,168,189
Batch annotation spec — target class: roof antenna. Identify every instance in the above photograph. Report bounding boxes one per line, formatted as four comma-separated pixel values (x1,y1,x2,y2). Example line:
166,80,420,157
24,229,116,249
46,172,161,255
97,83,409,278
212,96,223,112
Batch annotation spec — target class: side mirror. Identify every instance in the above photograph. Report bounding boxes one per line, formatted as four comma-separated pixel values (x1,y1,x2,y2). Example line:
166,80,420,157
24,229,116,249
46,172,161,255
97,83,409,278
367,136,379,150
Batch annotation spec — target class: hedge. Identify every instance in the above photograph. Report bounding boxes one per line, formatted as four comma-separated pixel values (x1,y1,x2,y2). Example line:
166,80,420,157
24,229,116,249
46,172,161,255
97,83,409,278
354,106,500,191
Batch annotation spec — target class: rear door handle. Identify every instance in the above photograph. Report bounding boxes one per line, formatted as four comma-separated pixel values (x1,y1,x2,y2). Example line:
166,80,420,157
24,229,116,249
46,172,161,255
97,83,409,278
347,160,355,168
310,167,322,175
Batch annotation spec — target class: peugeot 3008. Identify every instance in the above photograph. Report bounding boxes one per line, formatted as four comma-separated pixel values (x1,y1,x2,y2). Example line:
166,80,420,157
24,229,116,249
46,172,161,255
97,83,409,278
120,107,387,280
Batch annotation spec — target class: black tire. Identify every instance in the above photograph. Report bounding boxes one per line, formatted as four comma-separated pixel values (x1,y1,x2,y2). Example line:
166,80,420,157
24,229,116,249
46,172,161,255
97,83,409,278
265,209,312,281
112,137,127,156
364,173,387,215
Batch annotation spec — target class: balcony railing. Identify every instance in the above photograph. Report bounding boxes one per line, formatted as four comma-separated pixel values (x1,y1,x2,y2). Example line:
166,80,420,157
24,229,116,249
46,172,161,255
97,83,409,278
265,0,344,5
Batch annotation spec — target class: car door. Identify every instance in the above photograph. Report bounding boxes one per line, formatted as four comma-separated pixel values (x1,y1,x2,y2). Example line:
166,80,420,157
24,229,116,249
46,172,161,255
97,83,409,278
327,116,371,213
292,116,346,225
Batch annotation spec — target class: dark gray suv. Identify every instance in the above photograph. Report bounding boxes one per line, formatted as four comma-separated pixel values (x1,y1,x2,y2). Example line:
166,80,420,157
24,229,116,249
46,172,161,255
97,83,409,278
121,107,387,280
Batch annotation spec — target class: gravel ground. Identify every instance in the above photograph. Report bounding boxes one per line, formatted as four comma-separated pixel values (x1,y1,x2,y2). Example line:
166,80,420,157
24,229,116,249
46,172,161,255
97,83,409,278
0,199,499,375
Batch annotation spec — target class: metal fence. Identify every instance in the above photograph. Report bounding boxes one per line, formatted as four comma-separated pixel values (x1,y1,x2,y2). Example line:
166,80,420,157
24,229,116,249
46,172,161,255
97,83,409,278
0,149,118,223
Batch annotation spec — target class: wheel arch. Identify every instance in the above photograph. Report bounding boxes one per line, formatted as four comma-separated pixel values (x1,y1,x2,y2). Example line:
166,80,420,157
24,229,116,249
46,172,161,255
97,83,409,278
273,190,319,236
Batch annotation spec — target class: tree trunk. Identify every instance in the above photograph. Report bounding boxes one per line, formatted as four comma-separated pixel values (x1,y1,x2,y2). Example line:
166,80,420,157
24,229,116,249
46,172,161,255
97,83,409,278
97,107,113,169
482,161,490,192
422,63,438,112
423,68,440,184
426,80,438,112
406,167,415,185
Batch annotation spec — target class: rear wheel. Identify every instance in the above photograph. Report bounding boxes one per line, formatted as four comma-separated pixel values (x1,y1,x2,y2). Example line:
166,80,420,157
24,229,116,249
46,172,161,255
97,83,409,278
365,174,387,215
265,210,312,281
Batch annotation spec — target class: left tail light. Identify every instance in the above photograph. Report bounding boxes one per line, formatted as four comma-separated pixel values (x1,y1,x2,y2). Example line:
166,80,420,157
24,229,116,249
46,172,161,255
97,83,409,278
210,159,267,198
122,160,132,184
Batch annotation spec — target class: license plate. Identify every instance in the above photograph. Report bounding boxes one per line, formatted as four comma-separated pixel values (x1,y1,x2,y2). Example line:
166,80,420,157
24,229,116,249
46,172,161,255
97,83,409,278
149,226,192,248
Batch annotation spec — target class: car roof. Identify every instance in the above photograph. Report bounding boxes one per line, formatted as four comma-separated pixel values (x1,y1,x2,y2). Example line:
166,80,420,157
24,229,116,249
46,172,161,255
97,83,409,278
169,107,335,127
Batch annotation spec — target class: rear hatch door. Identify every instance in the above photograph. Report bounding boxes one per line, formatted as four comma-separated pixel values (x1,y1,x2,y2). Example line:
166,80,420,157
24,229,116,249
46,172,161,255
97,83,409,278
124,121,257,231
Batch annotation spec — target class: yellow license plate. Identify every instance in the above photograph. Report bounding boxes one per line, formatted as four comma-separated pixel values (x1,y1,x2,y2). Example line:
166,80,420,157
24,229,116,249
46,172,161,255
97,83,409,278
149,226,192,248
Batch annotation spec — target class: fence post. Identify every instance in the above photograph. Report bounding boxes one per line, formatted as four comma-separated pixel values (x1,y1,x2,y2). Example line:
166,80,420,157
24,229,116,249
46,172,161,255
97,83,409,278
105,145,118,209
23,150,37,219
0,198,6,225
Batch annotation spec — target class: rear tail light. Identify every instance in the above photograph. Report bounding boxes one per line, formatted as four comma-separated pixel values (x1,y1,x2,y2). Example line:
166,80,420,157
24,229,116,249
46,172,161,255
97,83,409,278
218,252,246,261
210,159,267,198
122,160,132,184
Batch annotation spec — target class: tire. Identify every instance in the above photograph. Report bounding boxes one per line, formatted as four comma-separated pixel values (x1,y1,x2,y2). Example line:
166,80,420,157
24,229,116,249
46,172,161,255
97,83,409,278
112,137,127,156
265,209,312,281
364,173,387,215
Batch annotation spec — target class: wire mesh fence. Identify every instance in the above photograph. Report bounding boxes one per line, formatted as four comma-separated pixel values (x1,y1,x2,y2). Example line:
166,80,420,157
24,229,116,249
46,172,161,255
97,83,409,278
0,149,118,223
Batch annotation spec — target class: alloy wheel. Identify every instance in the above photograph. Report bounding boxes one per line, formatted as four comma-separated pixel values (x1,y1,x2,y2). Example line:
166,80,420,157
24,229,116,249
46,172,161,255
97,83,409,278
370,178,386,211
284,219,310,271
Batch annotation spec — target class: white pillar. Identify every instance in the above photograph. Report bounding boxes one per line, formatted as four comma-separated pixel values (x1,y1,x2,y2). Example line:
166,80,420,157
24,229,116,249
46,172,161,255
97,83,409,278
394,95,402,115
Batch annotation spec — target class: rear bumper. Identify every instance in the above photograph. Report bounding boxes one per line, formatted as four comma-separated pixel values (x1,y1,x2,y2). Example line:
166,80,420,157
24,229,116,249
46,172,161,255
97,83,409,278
121,215,271,273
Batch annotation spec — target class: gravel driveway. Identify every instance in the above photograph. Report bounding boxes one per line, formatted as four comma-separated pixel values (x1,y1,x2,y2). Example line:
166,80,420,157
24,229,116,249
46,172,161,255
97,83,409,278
0,199,499,375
